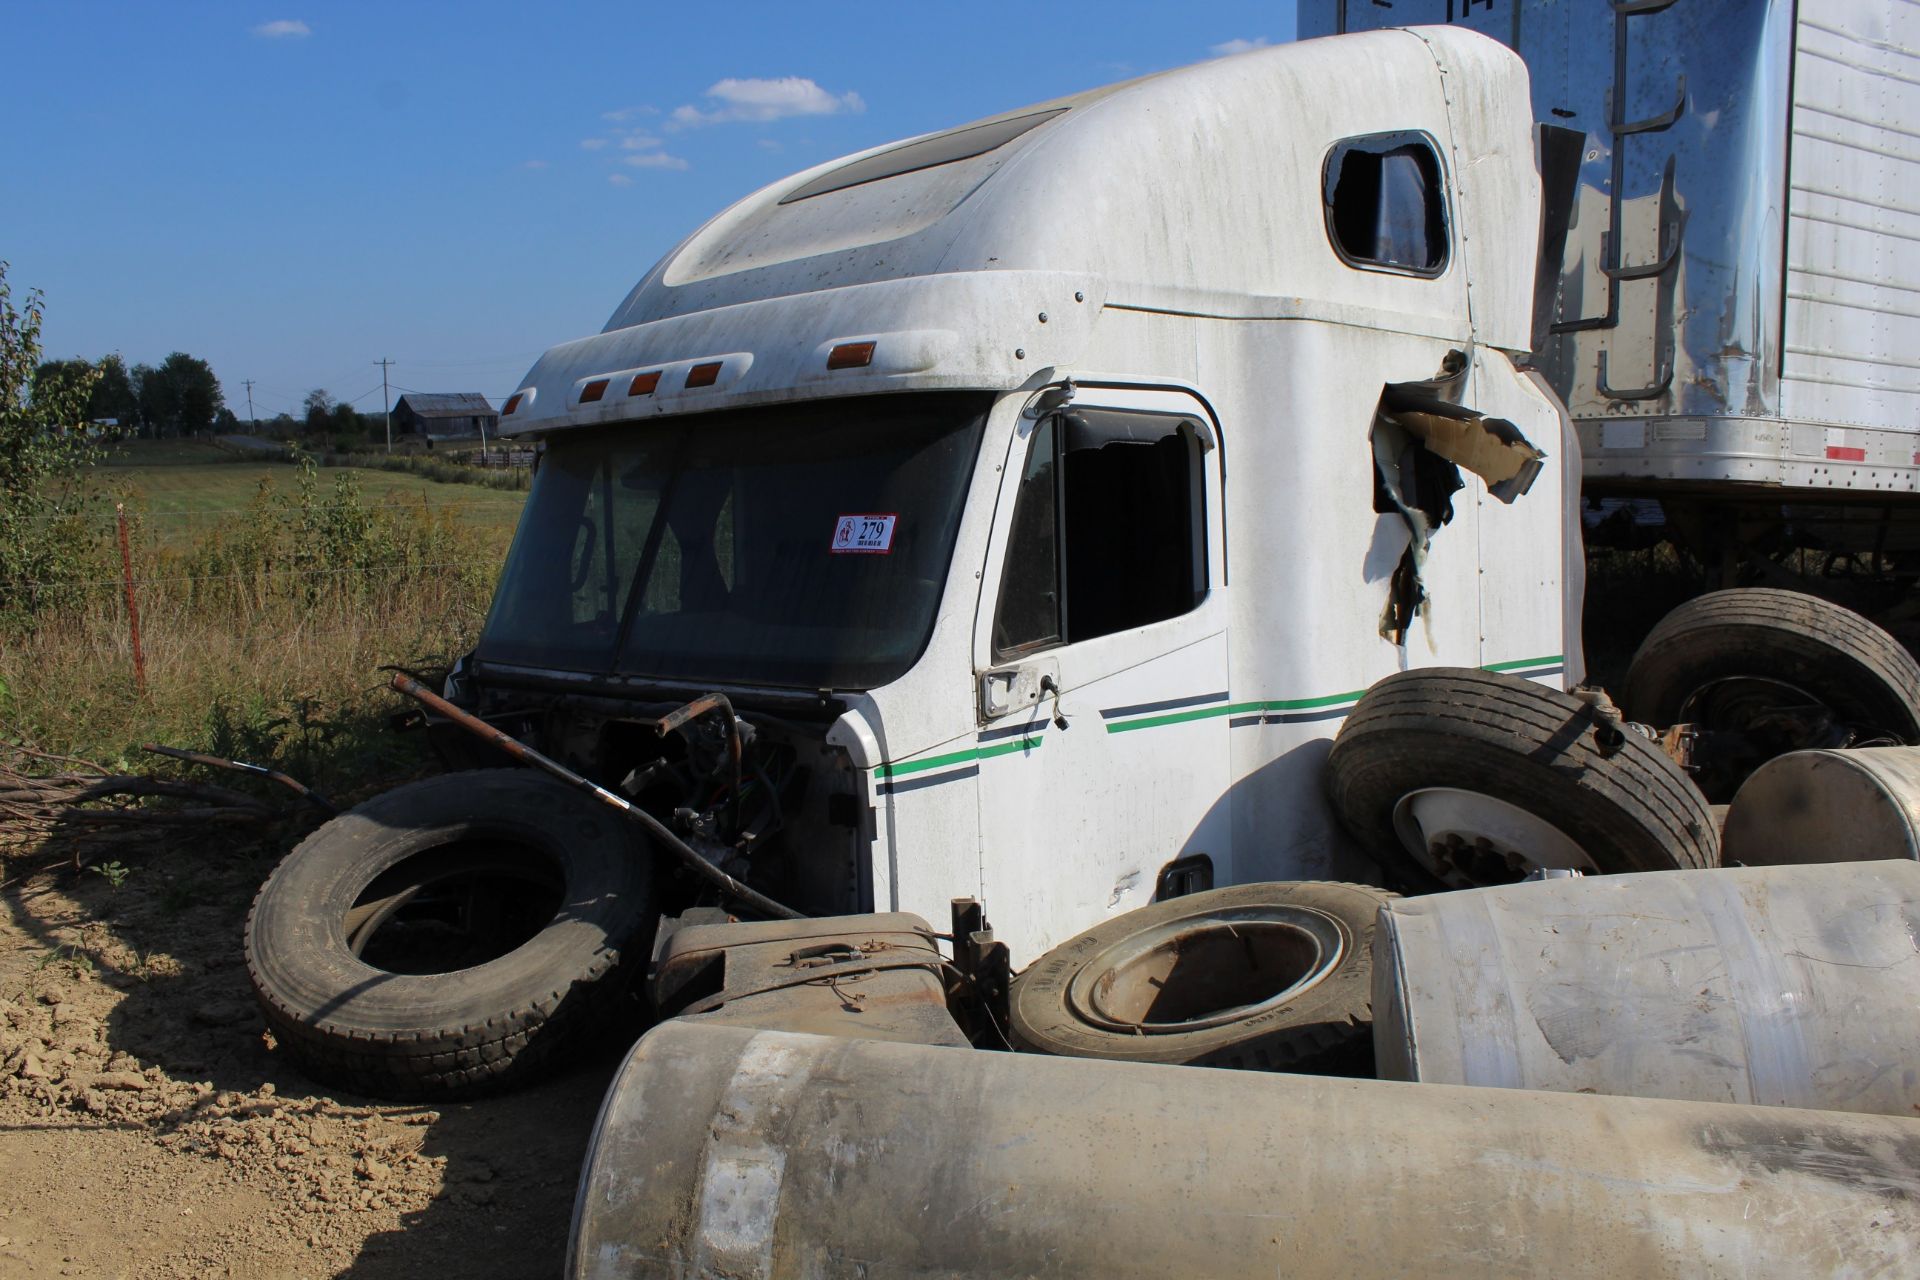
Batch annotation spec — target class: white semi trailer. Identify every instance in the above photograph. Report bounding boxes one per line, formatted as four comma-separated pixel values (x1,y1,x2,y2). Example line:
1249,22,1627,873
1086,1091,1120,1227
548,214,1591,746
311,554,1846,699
1304,0,1920,577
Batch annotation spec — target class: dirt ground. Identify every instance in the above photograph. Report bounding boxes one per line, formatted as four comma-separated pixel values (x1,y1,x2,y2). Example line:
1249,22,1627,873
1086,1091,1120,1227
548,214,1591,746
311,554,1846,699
0,840,623,1279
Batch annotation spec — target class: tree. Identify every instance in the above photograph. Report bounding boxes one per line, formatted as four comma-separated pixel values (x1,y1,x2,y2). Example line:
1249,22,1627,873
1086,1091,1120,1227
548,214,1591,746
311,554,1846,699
0,261,100,617
32,358,94,410
88,353,138,431
132,353,224,436
131,362,169,436
161,352,223,435
304,388,335,434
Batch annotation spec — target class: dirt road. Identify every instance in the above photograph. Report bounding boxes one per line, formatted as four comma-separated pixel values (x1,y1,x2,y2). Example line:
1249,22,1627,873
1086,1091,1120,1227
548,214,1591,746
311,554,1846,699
0,842,620,1278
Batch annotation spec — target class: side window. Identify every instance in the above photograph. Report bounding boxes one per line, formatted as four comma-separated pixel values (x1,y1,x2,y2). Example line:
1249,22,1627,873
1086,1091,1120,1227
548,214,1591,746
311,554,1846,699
1324,131,1449,275
992,409,1207,661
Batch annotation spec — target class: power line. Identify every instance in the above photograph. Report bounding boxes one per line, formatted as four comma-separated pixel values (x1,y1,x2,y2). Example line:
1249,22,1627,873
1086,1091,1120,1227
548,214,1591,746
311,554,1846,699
400,350,542,369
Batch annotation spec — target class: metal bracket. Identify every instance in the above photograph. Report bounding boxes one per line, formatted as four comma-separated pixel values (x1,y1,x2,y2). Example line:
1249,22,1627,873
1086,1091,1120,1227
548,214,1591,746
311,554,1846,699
1023,379,1076,420
1601,218,1683,280
1609,76,1688,136
1596,348,1675,402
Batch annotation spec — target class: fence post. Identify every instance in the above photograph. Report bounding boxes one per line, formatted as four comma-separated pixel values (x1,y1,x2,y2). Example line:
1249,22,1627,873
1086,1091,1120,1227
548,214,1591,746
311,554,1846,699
116,503,148,697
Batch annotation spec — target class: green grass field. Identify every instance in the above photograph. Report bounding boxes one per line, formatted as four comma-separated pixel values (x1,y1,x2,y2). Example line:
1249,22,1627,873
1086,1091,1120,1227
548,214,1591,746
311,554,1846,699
88,439,527,549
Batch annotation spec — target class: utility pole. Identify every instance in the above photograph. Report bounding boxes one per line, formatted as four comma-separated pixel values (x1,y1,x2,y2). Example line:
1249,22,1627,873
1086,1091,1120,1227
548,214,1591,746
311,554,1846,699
375,358,394,453
242,379,256,428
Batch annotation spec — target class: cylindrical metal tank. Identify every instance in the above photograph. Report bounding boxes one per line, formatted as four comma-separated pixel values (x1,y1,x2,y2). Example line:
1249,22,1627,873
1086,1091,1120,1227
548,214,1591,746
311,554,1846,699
569,1022,1920,1279
1724,746,1920,865
1372,861,1920,1115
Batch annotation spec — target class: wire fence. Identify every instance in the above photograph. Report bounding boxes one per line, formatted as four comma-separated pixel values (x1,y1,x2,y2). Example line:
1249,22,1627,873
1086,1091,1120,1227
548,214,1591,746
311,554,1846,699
13,561,488,593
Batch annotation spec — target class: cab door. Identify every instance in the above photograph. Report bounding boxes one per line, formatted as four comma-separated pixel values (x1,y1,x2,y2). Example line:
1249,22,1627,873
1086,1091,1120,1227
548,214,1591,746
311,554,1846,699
972,385,1231,961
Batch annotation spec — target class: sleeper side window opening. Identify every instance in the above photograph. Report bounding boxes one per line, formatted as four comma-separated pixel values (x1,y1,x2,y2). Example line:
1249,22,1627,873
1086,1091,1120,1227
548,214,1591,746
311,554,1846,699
478,392,989,689
993,409,1207,661
1324,131,1449,275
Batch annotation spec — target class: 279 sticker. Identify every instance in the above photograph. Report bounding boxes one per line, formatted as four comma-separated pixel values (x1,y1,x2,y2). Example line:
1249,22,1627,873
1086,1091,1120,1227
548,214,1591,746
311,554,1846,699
831,514,897,554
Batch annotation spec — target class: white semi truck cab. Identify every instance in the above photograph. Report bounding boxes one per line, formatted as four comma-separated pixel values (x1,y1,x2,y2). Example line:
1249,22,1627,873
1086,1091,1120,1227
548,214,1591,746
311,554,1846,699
464,26,1575,963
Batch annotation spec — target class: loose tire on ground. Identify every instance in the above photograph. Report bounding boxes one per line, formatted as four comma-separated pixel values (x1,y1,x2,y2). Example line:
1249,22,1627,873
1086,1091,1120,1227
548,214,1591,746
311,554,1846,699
1007,881,1396,1072
245,769,654,1100
1326,667,1718,891
1622,588,1920,781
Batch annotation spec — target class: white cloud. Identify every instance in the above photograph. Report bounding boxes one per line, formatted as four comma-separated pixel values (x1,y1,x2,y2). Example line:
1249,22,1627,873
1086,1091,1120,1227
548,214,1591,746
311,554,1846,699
757,138,783,152
579,137,609,151
522,159,549,170
252,19,311,38
622,151,689,171
618,133,665,151
669,77,864,128
608,173,634,187
602,105,657,124
1209,36,1269,56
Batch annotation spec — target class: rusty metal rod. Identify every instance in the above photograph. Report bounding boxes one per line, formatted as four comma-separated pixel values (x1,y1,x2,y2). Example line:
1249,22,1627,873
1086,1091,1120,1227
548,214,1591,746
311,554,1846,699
139,743,339,816
116,504,147,697
387,673,805,921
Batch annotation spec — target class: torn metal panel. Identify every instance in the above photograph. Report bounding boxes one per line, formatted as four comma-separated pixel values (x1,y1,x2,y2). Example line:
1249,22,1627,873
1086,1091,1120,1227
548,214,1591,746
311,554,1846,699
1382,384,1547,503
1371,355,1544,644
1371,414,1461,646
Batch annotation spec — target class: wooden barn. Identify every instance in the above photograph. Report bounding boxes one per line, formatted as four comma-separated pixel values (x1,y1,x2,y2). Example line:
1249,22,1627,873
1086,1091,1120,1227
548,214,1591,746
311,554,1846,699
391,392,498,441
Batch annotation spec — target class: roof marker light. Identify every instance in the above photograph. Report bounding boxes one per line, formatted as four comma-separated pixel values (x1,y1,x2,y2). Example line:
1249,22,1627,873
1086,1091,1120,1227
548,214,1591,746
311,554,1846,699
579,378,610,404
685,361,723,388
628,370,661,396
828,341,876,370
502,393,523,415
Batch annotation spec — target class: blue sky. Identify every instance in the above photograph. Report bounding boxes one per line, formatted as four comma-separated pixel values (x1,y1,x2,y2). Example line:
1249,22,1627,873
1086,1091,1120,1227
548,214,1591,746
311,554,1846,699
4,2,1297,421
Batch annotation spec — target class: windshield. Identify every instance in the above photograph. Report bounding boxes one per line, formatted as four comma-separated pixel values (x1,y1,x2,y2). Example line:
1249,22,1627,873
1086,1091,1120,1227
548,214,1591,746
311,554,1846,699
476,392,989,689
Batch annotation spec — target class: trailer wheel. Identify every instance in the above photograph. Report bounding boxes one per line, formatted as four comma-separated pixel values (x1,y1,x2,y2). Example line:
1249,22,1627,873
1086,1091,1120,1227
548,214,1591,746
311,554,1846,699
1325,667,1718,890
1007,881,1395,1073
245,769,654,1100
1622,589,1920,800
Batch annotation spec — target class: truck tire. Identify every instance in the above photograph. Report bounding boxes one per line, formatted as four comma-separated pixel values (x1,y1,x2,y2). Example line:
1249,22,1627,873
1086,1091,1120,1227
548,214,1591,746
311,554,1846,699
1622,589,1920,799
1007,881,1395,1073
1326,667,1718,890
245,769,654,1100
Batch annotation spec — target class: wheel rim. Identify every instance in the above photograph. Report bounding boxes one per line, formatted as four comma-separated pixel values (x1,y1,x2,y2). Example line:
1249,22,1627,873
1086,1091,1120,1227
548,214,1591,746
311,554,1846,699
344,841,566,976
1067,905,1345,1034
1678,675,1851,745
1391,788,1597,888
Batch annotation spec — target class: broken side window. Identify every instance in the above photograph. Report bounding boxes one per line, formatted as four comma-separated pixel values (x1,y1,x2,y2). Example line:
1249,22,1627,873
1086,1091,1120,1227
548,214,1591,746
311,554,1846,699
993,410,1207,659
1325,132,1449,275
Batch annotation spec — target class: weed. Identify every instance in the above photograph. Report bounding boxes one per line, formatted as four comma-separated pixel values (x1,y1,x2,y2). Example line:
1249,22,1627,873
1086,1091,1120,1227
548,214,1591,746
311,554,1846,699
34,944,96,976
0,459,501,806
90,860,133,889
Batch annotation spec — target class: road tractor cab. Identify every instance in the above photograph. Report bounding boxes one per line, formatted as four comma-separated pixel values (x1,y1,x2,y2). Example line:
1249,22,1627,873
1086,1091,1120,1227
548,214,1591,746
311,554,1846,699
452,25,1576,964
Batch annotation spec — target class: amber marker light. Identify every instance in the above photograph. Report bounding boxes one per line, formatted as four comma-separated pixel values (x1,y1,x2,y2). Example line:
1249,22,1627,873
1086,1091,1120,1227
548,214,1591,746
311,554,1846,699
502,393,523,415
685,362,723,388
579,378,610,404
628,370,661,396
827,341,876,370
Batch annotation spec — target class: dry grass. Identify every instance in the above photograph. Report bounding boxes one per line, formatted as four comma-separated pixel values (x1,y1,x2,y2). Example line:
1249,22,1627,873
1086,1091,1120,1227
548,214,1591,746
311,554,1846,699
1,465,511,809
